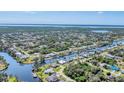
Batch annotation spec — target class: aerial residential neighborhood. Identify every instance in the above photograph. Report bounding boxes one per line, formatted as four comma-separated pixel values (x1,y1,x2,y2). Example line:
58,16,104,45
1,12,124,82
0,25,124,82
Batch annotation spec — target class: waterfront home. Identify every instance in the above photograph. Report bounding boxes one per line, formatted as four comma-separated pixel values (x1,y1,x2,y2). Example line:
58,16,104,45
46,73,59,82
51,63,59,68
44,68,54,74
34,53,40,56
58,60,66,64
15,52,28,59
106,54,115,59
45,53,57,58
88,51,95,55
106,54,123,60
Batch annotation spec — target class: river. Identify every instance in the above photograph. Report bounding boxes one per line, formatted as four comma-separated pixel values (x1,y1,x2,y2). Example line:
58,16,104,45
0,52,39,82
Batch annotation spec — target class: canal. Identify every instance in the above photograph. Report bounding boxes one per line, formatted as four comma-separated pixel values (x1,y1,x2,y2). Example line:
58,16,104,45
0,52,39,82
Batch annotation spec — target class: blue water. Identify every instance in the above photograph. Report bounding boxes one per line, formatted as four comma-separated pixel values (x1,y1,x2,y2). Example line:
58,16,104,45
0,24,124,28
92,30,109,33
0,52,39,82
44,52,78,64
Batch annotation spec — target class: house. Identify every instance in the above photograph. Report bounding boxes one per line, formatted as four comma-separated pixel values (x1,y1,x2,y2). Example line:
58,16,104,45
44,68,54,74
51,63,59,68
45,53,56,58
121,69,124,74
46,73,60,82
99,63,107,67
15,52,28,59
58,60,66,64
106,54,115,59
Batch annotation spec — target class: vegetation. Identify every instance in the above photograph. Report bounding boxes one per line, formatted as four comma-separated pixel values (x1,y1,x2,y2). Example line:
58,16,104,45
7,76,18,82
64,62,109,82
95,56,117,65
0,26,117,64
0,73,8,82
109,48,124,58
1,26,124,82
0,56,9,70
0,73,18,82
36,64,62,81
36,64,50,81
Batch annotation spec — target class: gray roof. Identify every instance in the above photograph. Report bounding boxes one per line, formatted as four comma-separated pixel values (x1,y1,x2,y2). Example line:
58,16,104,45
46,73,59,82
44,68,54,74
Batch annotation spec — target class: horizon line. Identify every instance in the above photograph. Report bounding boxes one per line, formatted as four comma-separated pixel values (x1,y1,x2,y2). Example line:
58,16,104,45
0,23,124,27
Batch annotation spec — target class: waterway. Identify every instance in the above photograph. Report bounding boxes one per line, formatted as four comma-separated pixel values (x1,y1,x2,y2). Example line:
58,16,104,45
0,52,39,82
92,30,109,33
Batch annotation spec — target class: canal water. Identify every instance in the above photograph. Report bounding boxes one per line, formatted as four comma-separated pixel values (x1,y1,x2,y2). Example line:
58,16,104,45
92,30,109,33
0,52,39,82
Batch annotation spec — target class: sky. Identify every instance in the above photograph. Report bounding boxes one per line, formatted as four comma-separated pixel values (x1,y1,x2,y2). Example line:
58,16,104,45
0,11,124,25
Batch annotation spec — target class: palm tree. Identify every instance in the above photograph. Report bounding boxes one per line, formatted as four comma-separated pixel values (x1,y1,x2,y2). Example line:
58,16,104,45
33,53,45,71
39,53,45,64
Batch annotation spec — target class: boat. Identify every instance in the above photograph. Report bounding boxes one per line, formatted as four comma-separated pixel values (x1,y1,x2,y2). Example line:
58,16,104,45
32,72,37,78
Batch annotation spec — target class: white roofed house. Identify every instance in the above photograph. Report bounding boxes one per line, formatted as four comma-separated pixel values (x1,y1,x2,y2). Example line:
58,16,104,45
44,68,54,74
15,52,28,59
58,60,66,64
45,53,57,58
